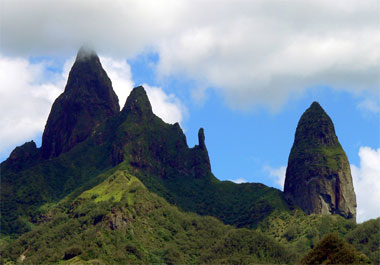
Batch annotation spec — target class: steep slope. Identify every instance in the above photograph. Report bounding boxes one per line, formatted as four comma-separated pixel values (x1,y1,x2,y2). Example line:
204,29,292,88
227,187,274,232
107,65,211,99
0,169,297,264
41,47,119,159
284,102,356,220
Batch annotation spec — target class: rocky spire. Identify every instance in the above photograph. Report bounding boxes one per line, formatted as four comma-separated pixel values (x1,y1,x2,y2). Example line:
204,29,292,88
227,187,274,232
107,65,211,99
41,47,120,158
284,102,356,220
198,128,206,150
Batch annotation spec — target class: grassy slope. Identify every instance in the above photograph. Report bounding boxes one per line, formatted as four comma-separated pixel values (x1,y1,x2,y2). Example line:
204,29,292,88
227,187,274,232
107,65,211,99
0,169,297,265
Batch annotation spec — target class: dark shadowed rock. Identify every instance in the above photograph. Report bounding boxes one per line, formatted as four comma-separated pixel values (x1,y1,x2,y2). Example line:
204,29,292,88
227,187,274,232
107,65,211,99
198,128,206,150
9,141,38,162
284,102,356,220
4,141,40,171
41,47,119,158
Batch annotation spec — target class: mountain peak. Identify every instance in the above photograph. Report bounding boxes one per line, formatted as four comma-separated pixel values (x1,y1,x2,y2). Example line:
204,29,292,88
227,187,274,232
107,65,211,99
284,102,356,220
310,101,322,109
41,48,119,158
294,101,338,147
122,86,153,117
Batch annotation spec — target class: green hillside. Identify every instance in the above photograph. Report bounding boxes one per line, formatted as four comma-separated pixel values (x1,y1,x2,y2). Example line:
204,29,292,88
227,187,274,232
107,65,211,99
0,169,297,264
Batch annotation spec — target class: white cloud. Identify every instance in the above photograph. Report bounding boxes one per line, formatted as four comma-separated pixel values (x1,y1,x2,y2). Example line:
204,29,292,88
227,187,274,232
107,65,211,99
357,98,380,113
1,0,378,111
100,57,185,124
0,55,66,155
230,178,247,184
265,165,287,190
100,56,134,107
142,84,186,125
351,146,380,223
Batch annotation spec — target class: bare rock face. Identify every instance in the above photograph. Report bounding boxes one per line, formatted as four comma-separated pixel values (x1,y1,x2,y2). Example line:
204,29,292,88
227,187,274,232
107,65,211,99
41,47,119,158
284,102,356,220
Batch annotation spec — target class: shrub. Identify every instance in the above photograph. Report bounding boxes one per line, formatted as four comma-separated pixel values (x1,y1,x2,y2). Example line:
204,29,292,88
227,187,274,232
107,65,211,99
63,246,82,260
284,224,301,241
300,233,371,265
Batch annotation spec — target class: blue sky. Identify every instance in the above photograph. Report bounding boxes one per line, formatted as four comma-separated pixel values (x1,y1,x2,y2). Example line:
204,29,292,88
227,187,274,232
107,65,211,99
0,0,379,222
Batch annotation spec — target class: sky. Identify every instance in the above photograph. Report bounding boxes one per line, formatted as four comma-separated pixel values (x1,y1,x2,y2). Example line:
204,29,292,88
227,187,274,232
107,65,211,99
0,0,379,223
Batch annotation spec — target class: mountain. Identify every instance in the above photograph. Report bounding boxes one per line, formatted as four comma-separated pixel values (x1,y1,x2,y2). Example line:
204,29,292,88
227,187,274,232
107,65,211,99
41,47,119,159
1,48,377,264
0,49,287,237
284,102,356,220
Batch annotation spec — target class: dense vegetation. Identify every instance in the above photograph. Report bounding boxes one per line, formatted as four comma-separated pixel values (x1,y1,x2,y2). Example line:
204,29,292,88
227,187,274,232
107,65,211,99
345,218,380,264
0,170,297,264
258,210,355,248
1,167,377,264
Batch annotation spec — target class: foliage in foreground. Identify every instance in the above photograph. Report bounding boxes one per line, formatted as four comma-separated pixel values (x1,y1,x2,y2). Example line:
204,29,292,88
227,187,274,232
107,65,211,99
300,232,371,265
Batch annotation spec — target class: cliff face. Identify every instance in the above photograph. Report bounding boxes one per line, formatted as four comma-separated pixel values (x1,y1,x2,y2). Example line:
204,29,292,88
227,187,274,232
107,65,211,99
41,47,119,159
284,102,356,220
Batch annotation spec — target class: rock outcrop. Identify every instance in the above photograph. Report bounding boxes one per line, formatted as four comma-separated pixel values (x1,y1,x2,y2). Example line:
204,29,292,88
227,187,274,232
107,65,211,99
41,47,119,158
284,102,356,220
